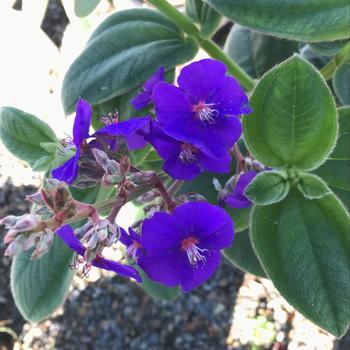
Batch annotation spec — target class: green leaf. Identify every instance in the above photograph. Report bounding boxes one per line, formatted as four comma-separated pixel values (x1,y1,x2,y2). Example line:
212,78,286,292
185,0,222,38
333,61,350,105
309,40,348,56
315,106,350,193
205,0,350,42
0,107,58,169
74,0,101,17
245,170,290,205
180,171,250,233
251,189,350,337
224,25,298,79
223,230,267,278
297,173,332,199
137,267,180,300
11,236,74,322
243,55,338,171
62,8,199,114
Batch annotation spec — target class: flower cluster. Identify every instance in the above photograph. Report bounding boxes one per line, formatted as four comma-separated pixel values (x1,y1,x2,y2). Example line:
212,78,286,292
0,59,255,292
143,59,252,180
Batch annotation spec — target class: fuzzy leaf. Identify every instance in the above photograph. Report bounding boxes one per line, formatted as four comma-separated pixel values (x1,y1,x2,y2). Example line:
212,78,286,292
251,189,350,337
243,55,338,171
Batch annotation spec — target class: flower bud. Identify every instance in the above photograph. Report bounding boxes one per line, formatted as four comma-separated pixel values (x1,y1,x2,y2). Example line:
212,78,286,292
25,191,45,206
130,171,155,185
91,148,110,169
12,214,40,232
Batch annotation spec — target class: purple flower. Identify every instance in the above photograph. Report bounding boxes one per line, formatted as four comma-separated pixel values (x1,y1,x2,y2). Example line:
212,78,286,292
147,123,231,180
52,98,92,184
120,227,142,261
55,225,142,282
131,67,165,110
225,171,257,208
93,116,151,152
152,59,251,157
138,201,233,292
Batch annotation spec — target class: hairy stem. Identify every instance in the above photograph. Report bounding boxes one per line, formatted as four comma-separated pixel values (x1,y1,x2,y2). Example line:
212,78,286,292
147,0,254,91
320,42,350,80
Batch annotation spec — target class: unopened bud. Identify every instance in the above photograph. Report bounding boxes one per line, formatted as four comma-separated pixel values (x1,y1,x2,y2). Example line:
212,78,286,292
46,178,61,190
0,215,25,228
252,159,266,171
130,171,155,185
91,148,110,169
105,160,121,176
31,231,54,260
26,191,45,206
12,214,40,232
54,185,71,211
74,222,94,239
119,155,130,176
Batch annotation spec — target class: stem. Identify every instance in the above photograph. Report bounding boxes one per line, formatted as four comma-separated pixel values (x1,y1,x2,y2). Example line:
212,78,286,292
155,180,177,211
320,42,350,80
168,180,185,196
147,0,255,92
147,0,199,37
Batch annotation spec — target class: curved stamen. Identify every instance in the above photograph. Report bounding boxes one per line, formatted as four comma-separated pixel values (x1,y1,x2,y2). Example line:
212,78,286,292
193,101,219,124
179,144,197,163
126,240,141,261
181,237,208,267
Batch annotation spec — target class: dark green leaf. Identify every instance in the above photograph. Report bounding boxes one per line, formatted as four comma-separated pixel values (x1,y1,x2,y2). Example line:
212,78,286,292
74,0,101,17
245,170,290,205
333,61,350,105
297,173,332,199
309,40,348,56
224,25,298,79
205,0,350,42
243,55,338,171
315,106,350,193
11,237,74,322
62,9,198,114
223,230,266,278
185,0,222,38
251,189,350,337
0,107,58,169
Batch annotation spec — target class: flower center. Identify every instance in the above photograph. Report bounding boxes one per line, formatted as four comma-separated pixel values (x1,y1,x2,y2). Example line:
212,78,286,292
126,240,141,261
99,111,119,125
192,101,218,124
181,236,207,267
179,144,197,163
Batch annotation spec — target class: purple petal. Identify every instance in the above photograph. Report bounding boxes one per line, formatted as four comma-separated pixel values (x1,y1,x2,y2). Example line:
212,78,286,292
141,212,185,253
173,202,234,249
138,251,183,287
163,155,202,180
131,91,152,110
93,256,142,282
225,194,252,209
144,66,165,92
152,82,192,125
128,227,141,243
180,251,221,292
51,150,80,185
198,150,231,174
163,116,242,157
94,116,150,151
177,59,227,104
131,67,165,110
235,171,257,197
73,98,92,146
146,127,182,161
209,76,252,117
119,227,133,247
55,225,85,256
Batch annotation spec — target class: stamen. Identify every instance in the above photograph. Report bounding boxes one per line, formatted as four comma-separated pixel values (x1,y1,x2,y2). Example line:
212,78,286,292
179,144,197,163
181,237,208,267
99,111,119,125
193,101,219,124
126,240,141,261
